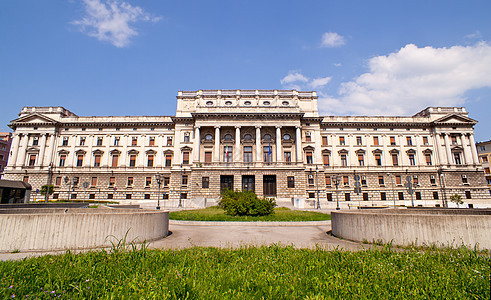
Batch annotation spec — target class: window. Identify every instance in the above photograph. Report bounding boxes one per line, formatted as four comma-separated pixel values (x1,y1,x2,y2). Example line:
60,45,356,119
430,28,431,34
132,137,137,146
244,134,253,141
149,137,155,146
339,136,345,145
358,154,364,166
425,154,432,165
91,177,97,187
73,177,79,187
479,146,485,151
108,194,113,199
406,136,412,146
308,192,315,199
451,135,457,145
341,154,347,166
163,193,169,200
262,134,270,141
32,137,39,146
126,194,132,199
325,176,331,187
144,194,150,199
392,154,398,166
305,135,311,142
322,136,328,146
433,192,439,199
112,154,119,167
184,134,190,143
59,154,66,167
287,176,295,188
94,154,101,167
409,154,415,166
413,176,419,185
205,151,212,164
380,192,387,200
182,175,188,186
375,153,382,166
205,134,213,141
129,154,136,167
147,154,154,167
109,177,115,187
202,177,210,188
423,136,429,145
306,152,313,164
282,101,289,106
373,136,379,145
23,176,29,183
343,176,349,187
145,177,152,187
327,193,333,202
127,177,134,187
345,193,351,201
71,194,77,200
481,156,488,163
163,177,170,187
356,136,362,146
264,146,272,163
77,154,84,167
62,137,69,146
396,175,401,185
55,177,62,186
378,175,385,186
182,151,190,164
284,151,292,163
361,176,367,186
308,175,314,185
224,146,233,163
323,154,330,166
485,167,490,174
462,175,468,184
398,192,404,200
465,191,471,199
206,101,213,105
114,137,120,146
363,193,369,201
454,153,462,165
390,136,396,145
97,137,103,146
165,154,172,167
53,194,59,200
166,137,173,146
263,101,270,106
415,192,421,200
430,175,436,185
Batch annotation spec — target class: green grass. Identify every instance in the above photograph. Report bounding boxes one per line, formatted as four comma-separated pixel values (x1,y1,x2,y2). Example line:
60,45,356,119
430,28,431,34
1,245,489,299
169,206,331,221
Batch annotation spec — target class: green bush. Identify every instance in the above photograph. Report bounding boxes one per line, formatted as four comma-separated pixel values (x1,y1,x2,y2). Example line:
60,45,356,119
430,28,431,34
218,189,277,216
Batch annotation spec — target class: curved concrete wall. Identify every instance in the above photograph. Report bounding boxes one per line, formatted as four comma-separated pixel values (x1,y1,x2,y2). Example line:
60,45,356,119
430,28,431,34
0,208,169,252
331,209,491,249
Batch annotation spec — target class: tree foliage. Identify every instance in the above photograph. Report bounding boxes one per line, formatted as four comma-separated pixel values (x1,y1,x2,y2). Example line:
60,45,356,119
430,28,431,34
450,193,464,207
218,189,277,216
40,185,54,196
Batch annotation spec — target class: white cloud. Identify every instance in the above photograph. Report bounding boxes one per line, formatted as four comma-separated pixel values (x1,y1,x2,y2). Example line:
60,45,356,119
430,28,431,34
309,77,332,88
72,0,160,47
465,31,482,40
280,72,333,91
320,32,345,48
318,43,491,116
280,71,308,84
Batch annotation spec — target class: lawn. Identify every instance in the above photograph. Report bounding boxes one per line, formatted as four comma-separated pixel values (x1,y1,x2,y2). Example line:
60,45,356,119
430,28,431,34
169,206,330,221
1,246,488,299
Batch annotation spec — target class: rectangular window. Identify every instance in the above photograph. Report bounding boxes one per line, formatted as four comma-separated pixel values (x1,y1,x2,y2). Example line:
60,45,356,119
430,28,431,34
163,177,170,187
430,175,436,185
132,137,137,146
202,177,210,188
345,193,351,201
91,177,97,187
94,154,101,167
343,176,349,186
163,193,169,199
375,153,382,166
323,154,330,166
425,154,432,165
127,177,134,187
145,177,152,187
224,146,233,163
306,152,313,164
451,135,457,144
454,153,462,165
413,176,419,185
339,136,345,145
325,176,331,187
465,191,471,199
406,136,412,146
305,135,311,142
373,136,379,145
392,154,398,166
181,193,188,199
415,191,421,200
205,151,213,163
144,194,150,199
147,155,154,167
114,137,120,146
53,193,59,200
167,137,173,146
129,154,136,167
358,154,364,166
481,156,488,163
73,177,79,186
55,176,62,186
380,192,387,200
126,194,132,199
433,192,439,200
71,194,77,200
76,154,84,167
149,137,155,146
97,137,103,146
108,194,113,200
462,175,468,184
287,176,295,188
182,151,190,164
396,175,401,185
182,175,188,186
390,136,396,145
485,167,490,174
423,136,429,145
264,146,272,163
398,192,404,200
409,154,415,166
62,137,69,146
109,177,115,187
341,154,347,166
284,151,292,163
322,136,328,146
23,176,29,183
59,154,66,167
184,134,190,143
28,154,36,166
244,147,252,163
363,193,369,201
112,155,119,167
32,137,39,146
378,175,385,186
361,176,367,186
308,175,314,185
356,136,362,146
165,154,172,167
327,193,333,202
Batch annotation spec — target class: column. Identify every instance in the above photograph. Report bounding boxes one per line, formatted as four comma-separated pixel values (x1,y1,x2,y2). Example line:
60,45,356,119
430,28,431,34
45,133,57,166
121,134,128,167
255,126,262,163
7,133,20,167
87,135,94,167
443,133,452,165
276,126,281,163
313,127,322,165
194,126,201,162
435,133,446,165
295,126,301,162
235,126,241,163
36,134,47,167
469,133,479,165
104,135,111,167
461,133,472,165
17,134,29,167
214,126,220,162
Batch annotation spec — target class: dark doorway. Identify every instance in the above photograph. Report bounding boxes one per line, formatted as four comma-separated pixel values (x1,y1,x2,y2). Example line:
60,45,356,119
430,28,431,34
263,175,276,196
242,175,255,192
220,175,234,192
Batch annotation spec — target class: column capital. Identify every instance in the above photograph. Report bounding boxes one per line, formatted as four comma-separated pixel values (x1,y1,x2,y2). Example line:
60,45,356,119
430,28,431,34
275,125,282,129
255,125,262,129
235,125,241,129
214,125,221,129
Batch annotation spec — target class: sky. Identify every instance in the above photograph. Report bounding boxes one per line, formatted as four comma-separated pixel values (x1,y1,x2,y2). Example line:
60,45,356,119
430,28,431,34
1,0,490,142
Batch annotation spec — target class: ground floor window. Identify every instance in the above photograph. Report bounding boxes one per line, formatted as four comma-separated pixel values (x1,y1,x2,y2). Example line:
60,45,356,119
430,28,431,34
126,194,132,199
108,194,113,199
144,194,150,199
53,193,59,199
327,193,332,201
202,177,210,189
308,192,315,198
89,194,95,199
380,192,386,200
287,176,295,188
363,193,368,201
433,192,439,199
415,191,421,200
181,193,187,199
398,192,404,200
344,193,350,201
465,191,471,199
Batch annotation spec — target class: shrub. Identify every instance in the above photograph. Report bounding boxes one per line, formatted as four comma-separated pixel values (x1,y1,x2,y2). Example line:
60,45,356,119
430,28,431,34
218,189,277,216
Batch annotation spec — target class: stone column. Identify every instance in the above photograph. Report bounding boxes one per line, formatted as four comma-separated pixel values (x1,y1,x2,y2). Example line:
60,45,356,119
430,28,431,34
17,134,29,167
461,133,472,165
104,135,111,167
295,126,301,162
313,126,322,165
276,126,281,163
121,134,128,167
235,126,241,163
7,133,20,167
435,133,446,165
443,133,452,165
469,133,479,165
87,135,94,167
194,126,201,162
255,126,262,163
45,133,57,167
214,126,220,162
36,133,47,167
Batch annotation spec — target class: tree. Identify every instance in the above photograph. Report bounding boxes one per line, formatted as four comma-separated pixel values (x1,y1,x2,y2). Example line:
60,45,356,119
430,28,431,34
40,185,55,202
450,194,463,208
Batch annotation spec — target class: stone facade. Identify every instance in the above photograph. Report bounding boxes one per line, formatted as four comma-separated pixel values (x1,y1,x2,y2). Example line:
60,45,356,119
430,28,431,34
3,90,490,208
0,132,12,178
476,140,491,195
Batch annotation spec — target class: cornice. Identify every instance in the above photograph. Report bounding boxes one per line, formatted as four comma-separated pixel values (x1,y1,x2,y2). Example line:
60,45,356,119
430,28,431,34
320,122,432,128
191,112,305,120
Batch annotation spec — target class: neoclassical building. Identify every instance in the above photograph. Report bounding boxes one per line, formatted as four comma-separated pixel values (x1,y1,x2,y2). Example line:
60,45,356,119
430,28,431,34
3,90,490,207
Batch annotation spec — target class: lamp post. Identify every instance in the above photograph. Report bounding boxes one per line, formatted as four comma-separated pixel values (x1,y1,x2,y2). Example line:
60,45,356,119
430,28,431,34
45,163,53,203
387,172,396,208
63,176,71,202
315,165,320,209
437,168,447,208
333,175,340,210
178,164,184,208
155,173,163,210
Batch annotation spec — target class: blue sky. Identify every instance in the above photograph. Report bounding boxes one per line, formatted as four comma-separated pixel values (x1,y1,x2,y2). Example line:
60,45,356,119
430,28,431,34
1,0,490,141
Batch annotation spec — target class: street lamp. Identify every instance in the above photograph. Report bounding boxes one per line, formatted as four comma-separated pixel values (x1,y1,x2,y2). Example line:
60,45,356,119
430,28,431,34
155,173,163,210
63,176,71,202
437,168,447,208
315,165,320,209
332,175,340,210
387,172,396,208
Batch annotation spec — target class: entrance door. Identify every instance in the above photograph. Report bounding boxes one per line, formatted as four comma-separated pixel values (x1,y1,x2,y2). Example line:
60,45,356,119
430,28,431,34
263,175,277,196
242,175,255,192
220,175,234,192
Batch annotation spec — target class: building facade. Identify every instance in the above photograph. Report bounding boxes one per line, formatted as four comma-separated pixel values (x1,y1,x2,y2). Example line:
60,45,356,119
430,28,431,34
3,90,490,208
0,132,12,178
476,140,491,194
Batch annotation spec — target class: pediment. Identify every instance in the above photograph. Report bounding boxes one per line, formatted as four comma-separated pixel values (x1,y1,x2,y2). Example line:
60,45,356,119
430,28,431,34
11,113,58,125
433,114,477,125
